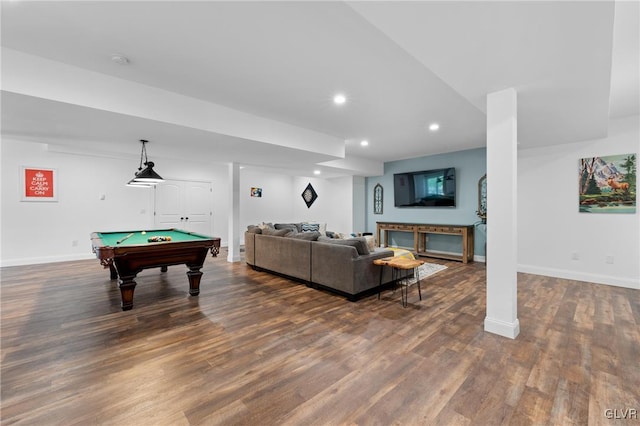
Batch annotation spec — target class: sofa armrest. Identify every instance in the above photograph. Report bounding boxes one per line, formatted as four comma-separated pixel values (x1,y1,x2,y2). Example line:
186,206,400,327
350,249,395,294
244,231,256,265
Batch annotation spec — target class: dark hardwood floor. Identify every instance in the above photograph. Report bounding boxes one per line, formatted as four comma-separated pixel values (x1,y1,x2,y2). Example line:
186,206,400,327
1,251,638,425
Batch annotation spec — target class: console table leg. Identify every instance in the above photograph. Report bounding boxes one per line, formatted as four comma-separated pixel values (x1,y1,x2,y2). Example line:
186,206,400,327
377,263,383,300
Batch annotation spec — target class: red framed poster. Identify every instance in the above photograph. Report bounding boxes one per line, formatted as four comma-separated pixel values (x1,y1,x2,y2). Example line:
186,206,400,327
20,167,58,202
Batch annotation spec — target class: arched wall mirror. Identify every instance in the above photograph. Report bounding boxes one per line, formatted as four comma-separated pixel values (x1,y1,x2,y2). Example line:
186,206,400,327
373,184,383,214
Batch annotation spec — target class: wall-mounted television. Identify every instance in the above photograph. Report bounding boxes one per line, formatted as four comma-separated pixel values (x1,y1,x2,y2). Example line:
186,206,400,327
393,167,456,207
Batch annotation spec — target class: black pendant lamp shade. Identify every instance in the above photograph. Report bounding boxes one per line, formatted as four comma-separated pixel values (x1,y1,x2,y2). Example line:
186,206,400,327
126,139,164,187
134,161,164,182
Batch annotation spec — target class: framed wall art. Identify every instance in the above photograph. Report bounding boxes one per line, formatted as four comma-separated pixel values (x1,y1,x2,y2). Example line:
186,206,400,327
477,174,487,222
301,183,318,208
579,154,636,213
373,183,383,214
20,167,58,202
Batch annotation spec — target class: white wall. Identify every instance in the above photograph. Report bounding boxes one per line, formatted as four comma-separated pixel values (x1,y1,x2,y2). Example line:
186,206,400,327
1,138,154,265
292,176,355,234
352,176,366,233
238,173,359,238
1,139,359,265
0,138,228,266
239,169,295,231
518,115,639,289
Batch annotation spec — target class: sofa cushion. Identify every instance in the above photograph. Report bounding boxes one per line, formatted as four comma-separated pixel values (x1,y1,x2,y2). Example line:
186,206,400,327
317,236,370,255
287,231,321,241
262,228,291,237
275,223,300,233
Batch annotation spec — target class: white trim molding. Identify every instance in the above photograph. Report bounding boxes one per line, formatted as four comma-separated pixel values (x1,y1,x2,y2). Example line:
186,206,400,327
484,317,520,339
518,264,639,290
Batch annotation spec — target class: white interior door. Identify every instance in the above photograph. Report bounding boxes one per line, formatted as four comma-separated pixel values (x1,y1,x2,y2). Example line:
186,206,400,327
154,180,213,235
183,181,212,235
154,181,182,229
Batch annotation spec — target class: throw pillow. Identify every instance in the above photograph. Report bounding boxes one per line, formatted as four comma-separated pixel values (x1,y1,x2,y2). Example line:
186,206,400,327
364,235,376,251
246,225,262,234
301,222,327,236
352,237,370,255
258,222,275,230
275,223,299,233
300,223,320,232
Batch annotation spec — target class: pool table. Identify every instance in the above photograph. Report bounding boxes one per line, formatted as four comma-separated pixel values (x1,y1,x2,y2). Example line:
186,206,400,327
91,229,217,310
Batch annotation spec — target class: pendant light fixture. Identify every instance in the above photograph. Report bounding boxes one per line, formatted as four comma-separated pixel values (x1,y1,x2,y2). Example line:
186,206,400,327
126,139,164,187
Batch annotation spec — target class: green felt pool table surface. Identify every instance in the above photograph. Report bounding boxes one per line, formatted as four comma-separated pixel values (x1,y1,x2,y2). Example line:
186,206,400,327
96,229,211,247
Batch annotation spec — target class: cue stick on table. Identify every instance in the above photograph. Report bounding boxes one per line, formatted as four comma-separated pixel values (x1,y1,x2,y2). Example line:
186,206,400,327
116,233,135,244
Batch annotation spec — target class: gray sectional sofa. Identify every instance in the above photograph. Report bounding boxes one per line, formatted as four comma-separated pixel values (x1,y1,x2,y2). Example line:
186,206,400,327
244,224,395,300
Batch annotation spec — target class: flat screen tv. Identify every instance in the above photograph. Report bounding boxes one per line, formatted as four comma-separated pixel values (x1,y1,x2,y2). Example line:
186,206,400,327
393,168,456,207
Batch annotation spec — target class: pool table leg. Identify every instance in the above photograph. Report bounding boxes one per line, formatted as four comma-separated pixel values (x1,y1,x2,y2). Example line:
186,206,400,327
186,266,203,296
109,263,118,280
118,276,137,311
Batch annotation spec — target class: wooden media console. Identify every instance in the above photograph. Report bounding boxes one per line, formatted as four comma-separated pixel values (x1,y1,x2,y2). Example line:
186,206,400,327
376,221,474,263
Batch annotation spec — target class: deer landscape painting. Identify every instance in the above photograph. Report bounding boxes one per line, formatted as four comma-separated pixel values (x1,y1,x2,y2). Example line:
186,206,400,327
579,153,636,213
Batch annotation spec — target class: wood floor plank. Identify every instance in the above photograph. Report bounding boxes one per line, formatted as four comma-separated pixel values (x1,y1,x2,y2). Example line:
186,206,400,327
1,251,638,425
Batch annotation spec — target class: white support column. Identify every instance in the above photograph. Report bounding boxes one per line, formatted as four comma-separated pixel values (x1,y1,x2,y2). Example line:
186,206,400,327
485,88,520,339
227,162,241,263
352,176,365,233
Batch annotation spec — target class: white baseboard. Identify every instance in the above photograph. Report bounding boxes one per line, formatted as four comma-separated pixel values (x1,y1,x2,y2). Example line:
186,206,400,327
0,253,95,268
484,317,520,339
518,264,639,290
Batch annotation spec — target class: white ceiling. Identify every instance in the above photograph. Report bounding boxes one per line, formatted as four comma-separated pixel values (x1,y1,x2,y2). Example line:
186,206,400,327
1,1,638,177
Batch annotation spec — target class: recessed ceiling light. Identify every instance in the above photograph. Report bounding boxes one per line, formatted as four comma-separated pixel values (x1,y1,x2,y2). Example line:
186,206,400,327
333,93,346,105
111,54,130,65
429,123,440,132
360,140,369,146
314,170,321,175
